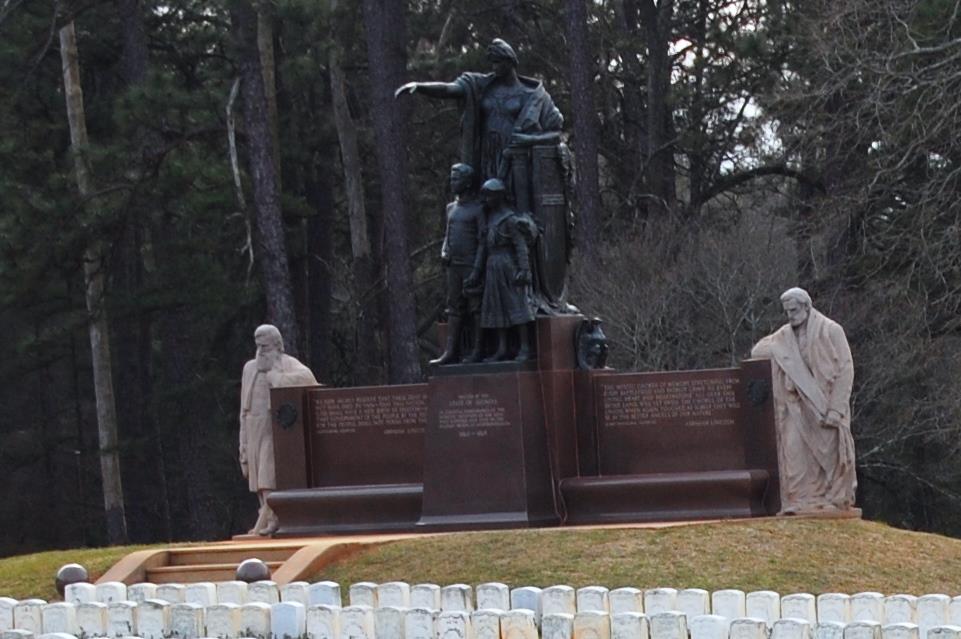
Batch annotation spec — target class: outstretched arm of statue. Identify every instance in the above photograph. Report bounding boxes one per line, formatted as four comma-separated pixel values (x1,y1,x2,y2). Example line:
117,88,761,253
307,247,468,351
394,81,465,99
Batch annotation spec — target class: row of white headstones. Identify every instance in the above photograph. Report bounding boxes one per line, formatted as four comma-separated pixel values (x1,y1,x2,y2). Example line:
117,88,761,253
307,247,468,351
3,582,961,639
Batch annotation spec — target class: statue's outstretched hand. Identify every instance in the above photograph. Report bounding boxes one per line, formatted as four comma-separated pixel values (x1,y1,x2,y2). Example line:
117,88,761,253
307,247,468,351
394,82,417,98
239,447,249,478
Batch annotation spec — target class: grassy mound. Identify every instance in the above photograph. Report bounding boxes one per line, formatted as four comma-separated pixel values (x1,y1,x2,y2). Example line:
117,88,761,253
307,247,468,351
316,519,961,595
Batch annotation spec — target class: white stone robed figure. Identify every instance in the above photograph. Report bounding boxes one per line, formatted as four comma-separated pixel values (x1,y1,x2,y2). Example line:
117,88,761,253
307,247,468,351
751,288,857,514
239,324,317,535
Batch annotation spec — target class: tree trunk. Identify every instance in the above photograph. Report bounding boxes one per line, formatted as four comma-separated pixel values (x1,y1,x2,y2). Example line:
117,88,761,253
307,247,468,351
305,161,334,381
59,21,129,545
564,0,602,256
639,0,677,217
361,0,421,384
230,0,300,355
256,1,282,190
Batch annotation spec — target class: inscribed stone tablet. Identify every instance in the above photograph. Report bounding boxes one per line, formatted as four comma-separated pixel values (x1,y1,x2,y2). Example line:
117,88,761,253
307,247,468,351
186,584,218,608
645,591,678,617
612,613,649,639
471,609,501,639
272,602,306,639
677,590,709,622
137,599,170,639
404,608,436,639
308,583,341,608
917,595,950,636
747,591,781,628
64,584,96,606
501,610,537,639
543,613,575,639
772,619,811,639
885,597,918,625
713,591,746,620
730,618,768,639
436,611,471,639
0,599,16,631
206,604,242,639
578,588,611,614
574,611,612,639
338,606,374,639
476,584,510,613
851,595,885,624
441,586,473,613
690,615,731,639
170,603,204,639
544,588,577,616
374,607,405,639
611,590,644,616
348,584,377,609
510,588,543,623
247,582,279,606
41,604,76,635
378,583,411,608
928,627,961,639
781,595,817,625
882,623,919,639
650,612,687,639
818,595,851,624
814,621,845,639
13,601,45,634
217,583,249,606
128,584,158,605
240,602,271,638
156,585,186,605
306,605,339,639
410,586,440,611
76,602,108,637
95,583,127,605
280,583,309,607
844,622,882,639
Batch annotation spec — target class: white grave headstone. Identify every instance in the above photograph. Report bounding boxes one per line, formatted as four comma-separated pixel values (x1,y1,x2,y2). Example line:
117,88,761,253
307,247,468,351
436,611,471,639
217,583,248,607
76,602,108,637
137,599,170,639
543,613,575,639
127,584,158,605
348,584,377,609
844,622,882,639
272,602,306,639
645,591,679,618
612,613,649,639
928,627,961,639
713,591,746,620
815,621,846,639
471,610,500,639
918,595,950,637
239,602,271,638
410,586,440,612
574,611,612,639
730,618,768,639
156,585,186,605
403,608,436,639
14,600,45,634
690,615,731,639
882,623,919,639
38,633,75,639
476,584,509,613
950,600,961,628
543,588,578,617
41,604,76,635
501,610,537,639
306,605,339,639
247,582,279,606
170,603,204,639
95,584,127,605
818,596,851,624
650,612,687,639
377,583,411,609
64,585,96,606
337,606,374,639
884,597,918,626
677,590,709,622
308,583,342,609
0,598,17,631
281,583,310,607
781,596,817,625
186,584,218,608
374,607,405,639
747,592,781,628
207,604,242,639
578,589,611,614
772,619,811,639
3,630,34,639
611,590,644,616
851,595,885,624
441,586,473,613
511,588,543,624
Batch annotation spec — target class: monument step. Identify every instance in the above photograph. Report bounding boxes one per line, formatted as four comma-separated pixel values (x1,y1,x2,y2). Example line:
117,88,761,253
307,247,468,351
165,545,302,566
146,561,285,583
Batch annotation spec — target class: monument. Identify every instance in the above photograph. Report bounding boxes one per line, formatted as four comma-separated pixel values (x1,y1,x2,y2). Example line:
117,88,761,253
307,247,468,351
259,38,787,536
751,287,857,514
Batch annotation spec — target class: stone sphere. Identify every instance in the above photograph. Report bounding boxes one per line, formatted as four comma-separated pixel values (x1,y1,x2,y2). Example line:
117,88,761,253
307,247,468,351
55,563,89,596
236,558,270,583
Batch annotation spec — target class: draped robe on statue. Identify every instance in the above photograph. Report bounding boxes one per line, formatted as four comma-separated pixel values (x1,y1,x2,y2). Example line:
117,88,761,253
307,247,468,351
751,309,857,512
239,354,317,492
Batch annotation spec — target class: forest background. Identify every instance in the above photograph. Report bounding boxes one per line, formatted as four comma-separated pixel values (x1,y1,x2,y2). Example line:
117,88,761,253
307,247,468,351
1,0,959,556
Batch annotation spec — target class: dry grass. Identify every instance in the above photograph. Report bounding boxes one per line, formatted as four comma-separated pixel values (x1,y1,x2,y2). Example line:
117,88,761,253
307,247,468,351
315,519,961,595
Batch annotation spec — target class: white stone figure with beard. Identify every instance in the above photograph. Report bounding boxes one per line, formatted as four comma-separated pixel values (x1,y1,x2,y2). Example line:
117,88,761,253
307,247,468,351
239,324,317,535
